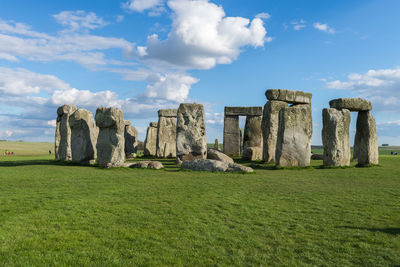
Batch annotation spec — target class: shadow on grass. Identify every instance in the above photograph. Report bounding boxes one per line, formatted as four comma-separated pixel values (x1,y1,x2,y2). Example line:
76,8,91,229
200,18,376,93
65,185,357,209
0,159,81,167
336,226,400,235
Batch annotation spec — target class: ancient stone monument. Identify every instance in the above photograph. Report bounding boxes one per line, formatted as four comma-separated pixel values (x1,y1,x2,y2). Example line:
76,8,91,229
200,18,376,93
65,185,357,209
156,109,177,158
176,103,207,161
124,121,138,158
95,107,125,167
275,104,313,167
262,89,312,164
55,104,77,161
223,106,263,160
322,108,351,166
69,108,98,164
214,139,219,150
144,122,158,156
322,98,378,166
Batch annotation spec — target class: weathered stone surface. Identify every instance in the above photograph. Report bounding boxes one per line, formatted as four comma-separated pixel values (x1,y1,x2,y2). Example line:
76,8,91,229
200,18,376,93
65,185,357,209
329,98,372,111
158,109,178,117
69,109,98,164
124,124,138,158
265,89,312,104
156,110,177,158
55,104,77,161
261,100,288,162
144,122,158,156
354,111,379,165
214,139,219,150
207,148,234,163
95,107,125,167
242,115,263,160
224,106,263,116
129,161,164,169
223,115,240,156
322,108,351,167
276,104,313,167
176,103,207,161
181,159,253,173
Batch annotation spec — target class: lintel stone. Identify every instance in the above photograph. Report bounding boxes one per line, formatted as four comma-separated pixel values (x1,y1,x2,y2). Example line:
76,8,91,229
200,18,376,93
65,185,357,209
265,89,312,104
224,106,262,116
329,98,372,111
158,109,178,117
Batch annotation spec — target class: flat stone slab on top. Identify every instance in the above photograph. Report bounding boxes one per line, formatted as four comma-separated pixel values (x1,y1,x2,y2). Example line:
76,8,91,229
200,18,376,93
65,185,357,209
329,98,372,111
265,89,312,104
158,109,177,117
224,106,262,116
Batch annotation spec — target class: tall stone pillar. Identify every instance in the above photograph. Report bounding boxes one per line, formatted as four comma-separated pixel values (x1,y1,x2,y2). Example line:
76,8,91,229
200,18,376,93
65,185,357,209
261,100,288,162
276,104,313,167
69,108,98,164
124,121,138,158
354,111,379,166
55,104,77,161
223,115,240,156
176,103,207,161
242,115,263,160
144,122,158,156
95,107,125,167
156,109,177,158
322,108,351,167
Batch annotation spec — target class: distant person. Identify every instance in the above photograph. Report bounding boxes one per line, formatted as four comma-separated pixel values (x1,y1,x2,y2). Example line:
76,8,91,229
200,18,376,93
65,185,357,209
49,150,52,155
4,150,7,155
8,152,11,155
11,152,14,155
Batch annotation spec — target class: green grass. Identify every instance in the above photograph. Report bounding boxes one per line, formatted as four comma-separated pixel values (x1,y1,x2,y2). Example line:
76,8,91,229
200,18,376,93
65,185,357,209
0,143,399,266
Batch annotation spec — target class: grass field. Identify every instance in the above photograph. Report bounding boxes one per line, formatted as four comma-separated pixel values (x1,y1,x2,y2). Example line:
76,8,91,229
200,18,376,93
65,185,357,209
0,142,399,266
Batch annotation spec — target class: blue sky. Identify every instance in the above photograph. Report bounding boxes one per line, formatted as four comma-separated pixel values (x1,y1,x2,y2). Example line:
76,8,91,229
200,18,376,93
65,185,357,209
1,0,400,145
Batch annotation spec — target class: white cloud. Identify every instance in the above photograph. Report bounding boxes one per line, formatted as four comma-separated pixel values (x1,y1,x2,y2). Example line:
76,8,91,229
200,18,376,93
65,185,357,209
0,67,70,96
292,20,306,31
53,10,108,32
47,120,57,127
255,12,271,20
137,0,268,69
51,88,122,108
313,22,335,34
0,18,134,67
123,0,164,12
325,67,400,111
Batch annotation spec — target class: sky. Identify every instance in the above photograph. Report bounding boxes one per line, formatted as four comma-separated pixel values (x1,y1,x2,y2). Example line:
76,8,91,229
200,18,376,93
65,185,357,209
0,0,400,145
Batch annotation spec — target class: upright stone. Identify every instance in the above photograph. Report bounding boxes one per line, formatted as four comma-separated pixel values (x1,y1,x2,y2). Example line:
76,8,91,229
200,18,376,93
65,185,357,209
242,115,263,160
95,107,125,167
223,115,240,156
276,104,313,167
156,109,177,158
353,130,360,160
322,108,351,167
176,103,207,161
214,139,219,150
144,122,158,156
69,109,98,164
124,122,138,158
55,104,77,161
354,111,379,165
261,100,288,162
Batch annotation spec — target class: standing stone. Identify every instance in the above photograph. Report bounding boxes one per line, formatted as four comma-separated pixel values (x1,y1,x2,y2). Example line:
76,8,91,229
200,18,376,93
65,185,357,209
144,122,158,156
156,109,177,158
176,103,207,161
214,139,219,150
124,122,138,158
223,115,240,156
261,100,288,162
354,111,379,166
95,107,125,167
55,104,77,161
242,115,263,160
322,108,351,167
276,104,313,167
69,109,98,164
353,129,360,160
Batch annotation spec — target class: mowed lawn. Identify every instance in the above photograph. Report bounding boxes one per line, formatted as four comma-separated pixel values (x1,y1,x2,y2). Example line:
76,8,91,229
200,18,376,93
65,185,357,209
0,143,399,266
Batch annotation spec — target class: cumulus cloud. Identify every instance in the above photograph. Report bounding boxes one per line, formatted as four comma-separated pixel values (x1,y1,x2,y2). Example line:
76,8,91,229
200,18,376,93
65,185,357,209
53,10,108,32
123,0,164,13
313,22,335,34
292,20,306,31
325,67,400,111
0,17,134,67
137,0,268,69
0,67,70,96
